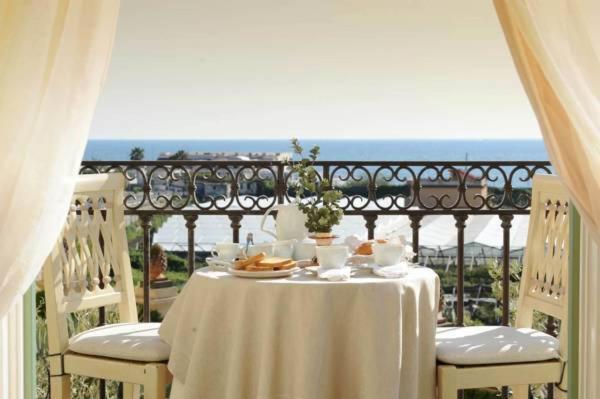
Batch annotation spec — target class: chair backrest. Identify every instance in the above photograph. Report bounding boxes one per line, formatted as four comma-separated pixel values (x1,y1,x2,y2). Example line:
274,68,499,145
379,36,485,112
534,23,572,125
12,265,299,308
43,174,137,353
516,174,569,351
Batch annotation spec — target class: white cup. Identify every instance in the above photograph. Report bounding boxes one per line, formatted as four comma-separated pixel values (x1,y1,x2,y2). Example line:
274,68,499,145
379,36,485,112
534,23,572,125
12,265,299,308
293,241,317,260
273,239,296,258
246,243,275,257
211,242,241,262
316,245,349,269
372,243,405,266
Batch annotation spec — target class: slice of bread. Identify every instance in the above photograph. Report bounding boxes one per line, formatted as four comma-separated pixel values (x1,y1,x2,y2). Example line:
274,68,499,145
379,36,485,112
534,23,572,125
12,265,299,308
256,257,293,268
275,260,297,270
233,252,266,270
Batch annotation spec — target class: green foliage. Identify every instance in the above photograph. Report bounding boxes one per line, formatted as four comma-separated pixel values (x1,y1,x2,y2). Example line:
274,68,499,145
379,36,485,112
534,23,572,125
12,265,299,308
166,252,187,272
288,138,343,233
130,249,143,269
129,146,145,161
131,268,190,289
126,214,170,251
168,150,189,160
488,259,522,323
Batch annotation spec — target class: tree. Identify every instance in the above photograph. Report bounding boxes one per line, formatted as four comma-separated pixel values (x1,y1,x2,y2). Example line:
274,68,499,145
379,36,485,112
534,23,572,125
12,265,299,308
168,150,189,160
129,146,145,160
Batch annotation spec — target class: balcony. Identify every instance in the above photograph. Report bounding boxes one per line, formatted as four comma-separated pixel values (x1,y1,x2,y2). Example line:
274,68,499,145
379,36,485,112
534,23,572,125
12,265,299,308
31,158,564,398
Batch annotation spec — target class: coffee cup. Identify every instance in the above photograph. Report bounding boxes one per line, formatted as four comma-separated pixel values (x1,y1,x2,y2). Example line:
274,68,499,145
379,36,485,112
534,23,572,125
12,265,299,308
246,243,275,257
211,242,241,262
293,241,317,260
372,243,405,266
273,239,296,258
316,245,349,269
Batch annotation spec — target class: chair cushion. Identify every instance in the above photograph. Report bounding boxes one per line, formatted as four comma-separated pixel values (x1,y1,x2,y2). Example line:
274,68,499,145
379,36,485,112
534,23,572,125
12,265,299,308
69,322,170,362
436,326,560,365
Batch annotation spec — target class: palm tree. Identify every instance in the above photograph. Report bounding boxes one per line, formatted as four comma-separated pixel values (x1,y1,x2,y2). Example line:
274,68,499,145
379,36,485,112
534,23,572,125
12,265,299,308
129,146,145,160
168,150,189,160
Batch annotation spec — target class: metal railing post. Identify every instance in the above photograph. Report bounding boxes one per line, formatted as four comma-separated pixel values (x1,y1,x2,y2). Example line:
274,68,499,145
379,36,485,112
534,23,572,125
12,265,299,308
229,213,243,243
409,214,423,264
363,214,377,240
454,214,468,327
184,215,199,276
140,215,152,323
500,214,514,326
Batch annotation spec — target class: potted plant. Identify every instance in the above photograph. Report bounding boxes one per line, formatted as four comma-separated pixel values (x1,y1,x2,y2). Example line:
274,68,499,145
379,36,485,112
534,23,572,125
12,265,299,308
288,138,343,245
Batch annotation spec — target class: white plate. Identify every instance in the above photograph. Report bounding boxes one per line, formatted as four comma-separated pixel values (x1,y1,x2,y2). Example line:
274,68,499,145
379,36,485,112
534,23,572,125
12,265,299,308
206,257,233,268
304,265,320,275
228,267,299,279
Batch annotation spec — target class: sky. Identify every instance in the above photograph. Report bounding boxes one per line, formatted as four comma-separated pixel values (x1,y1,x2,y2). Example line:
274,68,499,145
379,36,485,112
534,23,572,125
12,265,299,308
89,0,541,140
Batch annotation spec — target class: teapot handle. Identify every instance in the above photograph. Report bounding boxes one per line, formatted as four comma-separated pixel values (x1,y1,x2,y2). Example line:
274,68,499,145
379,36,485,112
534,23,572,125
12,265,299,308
260,203,279,239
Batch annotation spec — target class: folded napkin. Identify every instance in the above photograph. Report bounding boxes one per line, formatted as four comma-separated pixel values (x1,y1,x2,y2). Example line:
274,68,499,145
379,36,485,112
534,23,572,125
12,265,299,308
372,262,409,278
317,267,352,281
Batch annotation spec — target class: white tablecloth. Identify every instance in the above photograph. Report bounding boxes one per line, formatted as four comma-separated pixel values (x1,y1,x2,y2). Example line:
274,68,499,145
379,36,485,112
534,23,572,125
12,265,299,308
160,267,440,399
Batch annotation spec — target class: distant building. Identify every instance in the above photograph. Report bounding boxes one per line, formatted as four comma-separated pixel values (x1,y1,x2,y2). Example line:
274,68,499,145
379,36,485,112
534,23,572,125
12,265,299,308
157,151,291,162
414,169,487,209
196,181,231,198
150,151,287,198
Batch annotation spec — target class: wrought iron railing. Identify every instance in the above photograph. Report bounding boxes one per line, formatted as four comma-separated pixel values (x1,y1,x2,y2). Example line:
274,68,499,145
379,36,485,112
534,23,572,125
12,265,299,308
80,160,552,327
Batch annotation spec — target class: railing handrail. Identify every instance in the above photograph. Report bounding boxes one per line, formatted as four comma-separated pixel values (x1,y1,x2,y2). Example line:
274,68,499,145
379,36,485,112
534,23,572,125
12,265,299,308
82,160,551,167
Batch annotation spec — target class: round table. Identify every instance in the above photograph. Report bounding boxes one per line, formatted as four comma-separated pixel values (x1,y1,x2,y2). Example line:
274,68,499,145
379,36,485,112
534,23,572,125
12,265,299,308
160,266,440,399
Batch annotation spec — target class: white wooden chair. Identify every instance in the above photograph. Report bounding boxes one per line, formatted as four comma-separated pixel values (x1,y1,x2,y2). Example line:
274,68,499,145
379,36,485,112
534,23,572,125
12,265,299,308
436,175,569,399
43,174,171,399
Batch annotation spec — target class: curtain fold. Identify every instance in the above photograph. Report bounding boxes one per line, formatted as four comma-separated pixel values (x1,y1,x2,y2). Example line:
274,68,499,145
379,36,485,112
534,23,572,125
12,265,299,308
0,0,120,318
494,0,600,240
494,0,600,397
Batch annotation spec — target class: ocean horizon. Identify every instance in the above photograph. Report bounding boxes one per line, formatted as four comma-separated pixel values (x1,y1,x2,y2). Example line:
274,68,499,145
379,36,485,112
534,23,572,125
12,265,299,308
84,139,549,162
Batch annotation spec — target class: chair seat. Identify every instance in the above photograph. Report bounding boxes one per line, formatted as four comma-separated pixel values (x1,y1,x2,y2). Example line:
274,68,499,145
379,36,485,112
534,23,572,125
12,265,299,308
436,326,560,366
69,322,170,362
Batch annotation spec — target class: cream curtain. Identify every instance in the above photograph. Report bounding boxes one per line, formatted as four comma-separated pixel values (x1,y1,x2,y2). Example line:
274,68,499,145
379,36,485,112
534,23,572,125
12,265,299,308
0,0,120,319
0,3,120,396
494,0,600,239
494,0,600,396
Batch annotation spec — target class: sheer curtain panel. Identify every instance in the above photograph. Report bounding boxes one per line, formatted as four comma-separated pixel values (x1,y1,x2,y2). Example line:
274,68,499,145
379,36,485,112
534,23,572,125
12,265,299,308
0,3,119,394
495,0,600,397
494,0,600,239
0,0,120,317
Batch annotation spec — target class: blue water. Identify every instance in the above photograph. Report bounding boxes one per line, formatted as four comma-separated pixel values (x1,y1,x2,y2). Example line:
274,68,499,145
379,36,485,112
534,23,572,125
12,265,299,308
84,139,548,162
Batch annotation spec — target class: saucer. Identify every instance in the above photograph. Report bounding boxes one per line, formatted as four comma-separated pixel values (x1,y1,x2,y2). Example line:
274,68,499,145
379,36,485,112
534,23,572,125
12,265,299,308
206,257,233,268
228,267,298,279
370,262,410,278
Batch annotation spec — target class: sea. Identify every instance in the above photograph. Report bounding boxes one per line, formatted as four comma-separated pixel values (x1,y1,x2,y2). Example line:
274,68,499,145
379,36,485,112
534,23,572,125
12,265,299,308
83,139,549,162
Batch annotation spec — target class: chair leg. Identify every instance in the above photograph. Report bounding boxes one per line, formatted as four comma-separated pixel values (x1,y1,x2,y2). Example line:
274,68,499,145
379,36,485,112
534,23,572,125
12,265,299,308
143,364,168,399
437,365,458,399
50,375,70,399
511,385,529,399
123,383,141,399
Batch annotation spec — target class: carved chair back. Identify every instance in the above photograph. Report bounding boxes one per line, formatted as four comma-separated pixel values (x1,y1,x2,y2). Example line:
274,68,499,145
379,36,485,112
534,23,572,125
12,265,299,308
43,174,137,354
516,174,569,360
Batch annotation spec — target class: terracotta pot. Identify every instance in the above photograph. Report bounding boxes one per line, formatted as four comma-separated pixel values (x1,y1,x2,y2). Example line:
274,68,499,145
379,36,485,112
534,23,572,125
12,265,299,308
312,231,334,246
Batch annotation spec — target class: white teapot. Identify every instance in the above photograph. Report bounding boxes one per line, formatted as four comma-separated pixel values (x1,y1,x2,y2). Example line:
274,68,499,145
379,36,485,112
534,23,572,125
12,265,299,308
260,203,308,241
